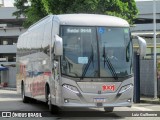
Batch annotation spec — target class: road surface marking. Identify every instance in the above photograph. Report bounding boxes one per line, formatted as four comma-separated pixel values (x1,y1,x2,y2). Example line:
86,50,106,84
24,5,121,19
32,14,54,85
0,98,21,102
132,107,153,111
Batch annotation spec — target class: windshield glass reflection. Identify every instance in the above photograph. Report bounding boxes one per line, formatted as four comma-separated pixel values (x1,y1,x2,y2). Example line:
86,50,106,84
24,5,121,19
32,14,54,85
61,26,132,78
61,26,98,77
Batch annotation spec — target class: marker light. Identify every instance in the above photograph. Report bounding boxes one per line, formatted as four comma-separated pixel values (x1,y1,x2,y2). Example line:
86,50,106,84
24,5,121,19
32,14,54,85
127,98,131,102
118,84,133,94
64,99,69,103
62,84,79,94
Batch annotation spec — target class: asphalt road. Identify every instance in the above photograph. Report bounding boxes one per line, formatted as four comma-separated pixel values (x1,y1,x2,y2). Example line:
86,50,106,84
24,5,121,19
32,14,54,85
0,89,160,120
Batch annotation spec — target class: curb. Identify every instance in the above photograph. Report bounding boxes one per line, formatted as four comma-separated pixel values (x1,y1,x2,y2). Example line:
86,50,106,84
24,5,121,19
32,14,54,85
140,99,160,104
0,87,17,91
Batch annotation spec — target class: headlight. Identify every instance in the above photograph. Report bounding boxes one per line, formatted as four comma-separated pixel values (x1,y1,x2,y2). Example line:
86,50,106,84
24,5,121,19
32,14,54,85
118,84,133,94
62,84,79,94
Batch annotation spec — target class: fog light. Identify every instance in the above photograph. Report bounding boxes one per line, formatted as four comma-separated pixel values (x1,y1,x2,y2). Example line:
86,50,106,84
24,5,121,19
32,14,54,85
64,99,69,103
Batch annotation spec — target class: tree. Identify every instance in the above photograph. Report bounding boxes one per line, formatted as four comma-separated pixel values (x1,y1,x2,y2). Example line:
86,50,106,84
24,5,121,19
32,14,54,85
13,0,28,18
96,0,138,24
13,0,47,27
23,0,47,27
120,0,138,24
13,0,138,27
41,0,100,14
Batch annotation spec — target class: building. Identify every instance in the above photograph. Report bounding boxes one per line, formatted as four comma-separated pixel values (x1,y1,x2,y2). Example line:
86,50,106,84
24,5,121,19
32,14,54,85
0,0,4,7
132,0,160,57
132,0,160,96
0,7,26,87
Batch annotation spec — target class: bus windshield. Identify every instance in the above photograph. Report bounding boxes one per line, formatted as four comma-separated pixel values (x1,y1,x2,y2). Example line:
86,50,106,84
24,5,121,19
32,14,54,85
60,26,132,78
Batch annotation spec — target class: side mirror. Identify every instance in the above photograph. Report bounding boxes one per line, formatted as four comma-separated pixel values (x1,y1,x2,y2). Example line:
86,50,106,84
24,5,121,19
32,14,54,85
54,35,63,56
132,35,147,57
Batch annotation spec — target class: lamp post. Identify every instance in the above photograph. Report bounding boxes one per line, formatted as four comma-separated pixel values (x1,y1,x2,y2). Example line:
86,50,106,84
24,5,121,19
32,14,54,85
153,0,157,99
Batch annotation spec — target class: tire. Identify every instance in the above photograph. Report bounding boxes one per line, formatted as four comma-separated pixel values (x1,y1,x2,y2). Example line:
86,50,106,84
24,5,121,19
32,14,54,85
104,107,114,112
21,83,29,103
46,90,59,114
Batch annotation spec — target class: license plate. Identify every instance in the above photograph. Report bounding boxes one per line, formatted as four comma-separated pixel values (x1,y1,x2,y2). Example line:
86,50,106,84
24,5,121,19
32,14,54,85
93,98,106,103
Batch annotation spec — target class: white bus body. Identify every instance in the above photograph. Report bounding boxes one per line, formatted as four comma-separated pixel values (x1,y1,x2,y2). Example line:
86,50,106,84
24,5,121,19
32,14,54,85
17,14,146,113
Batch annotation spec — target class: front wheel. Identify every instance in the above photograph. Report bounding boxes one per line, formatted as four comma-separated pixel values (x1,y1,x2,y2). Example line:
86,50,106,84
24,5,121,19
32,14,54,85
47,93,59,114
104,107,114,112
21,83,29,103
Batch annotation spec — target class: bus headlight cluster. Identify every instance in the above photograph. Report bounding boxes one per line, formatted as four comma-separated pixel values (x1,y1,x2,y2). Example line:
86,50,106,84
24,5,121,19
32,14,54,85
62,84,79,94
118,84,133,94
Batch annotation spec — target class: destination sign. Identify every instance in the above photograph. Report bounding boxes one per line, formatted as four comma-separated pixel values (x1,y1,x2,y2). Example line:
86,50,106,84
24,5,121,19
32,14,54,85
67,28,91,33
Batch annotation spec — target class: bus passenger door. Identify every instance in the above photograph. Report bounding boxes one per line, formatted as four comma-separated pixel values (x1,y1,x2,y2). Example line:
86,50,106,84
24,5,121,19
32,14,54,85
50,60,55,105
53,60,61,106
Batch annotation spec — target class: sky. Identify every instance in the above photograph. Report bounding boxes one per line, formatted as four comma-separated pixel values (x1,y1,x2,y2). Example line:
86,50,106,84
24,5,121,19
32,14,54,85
2,0,160,7
3,0,14,7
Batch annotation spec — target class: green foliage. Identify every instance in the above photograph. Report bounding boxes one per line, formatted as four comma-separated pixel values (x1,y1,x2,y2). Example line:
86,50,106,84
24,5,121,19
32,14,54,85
13,0,138,28
41,0,99,14
120,0,138,24
13,0,28,18
13,0,47,28
23,0,47,27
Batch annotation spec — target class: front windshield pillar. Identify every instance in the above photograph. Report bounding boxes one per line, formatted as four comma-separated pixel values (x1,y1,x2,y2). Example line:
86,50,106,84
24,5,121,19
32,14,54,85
96,28,100,77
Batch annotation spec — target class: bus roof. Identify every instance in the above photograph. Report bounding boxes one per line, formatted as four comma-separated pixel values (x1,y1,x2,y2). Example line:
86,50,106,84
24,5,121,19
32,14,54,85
55,14,129,27
26,14,130,34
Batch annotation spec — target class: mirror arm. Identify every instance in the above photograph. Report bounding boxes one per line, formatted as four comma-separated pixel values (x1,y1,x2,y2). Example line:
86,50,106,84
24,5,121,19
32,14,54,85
54,35,63,56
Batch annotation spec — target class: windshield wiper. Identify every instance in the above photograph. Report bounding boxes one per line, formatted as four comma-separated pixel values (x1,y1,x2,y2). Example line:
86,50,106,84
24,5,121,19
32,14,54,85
103,46,118,80
81,45,94,79
126,40,131,62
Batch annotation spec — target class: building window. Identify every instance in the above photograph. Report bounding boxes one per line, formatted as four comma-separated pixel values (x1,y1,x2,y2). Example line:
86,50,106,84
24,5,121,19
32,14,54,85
0,38,18,45
3,41,8,45
0,54,16,62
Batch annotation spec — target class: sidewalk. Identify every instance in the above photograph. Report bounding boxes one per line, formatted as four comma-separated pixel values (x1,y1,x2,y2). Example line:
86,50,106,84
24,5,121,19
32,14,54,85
0,86,17,91
140,97,160,104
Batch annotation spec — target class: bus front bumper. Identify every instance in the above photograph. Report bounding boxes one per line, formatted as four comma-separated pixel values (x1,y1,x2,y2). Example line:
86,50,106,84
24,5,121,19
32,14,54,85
60,86,133,108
